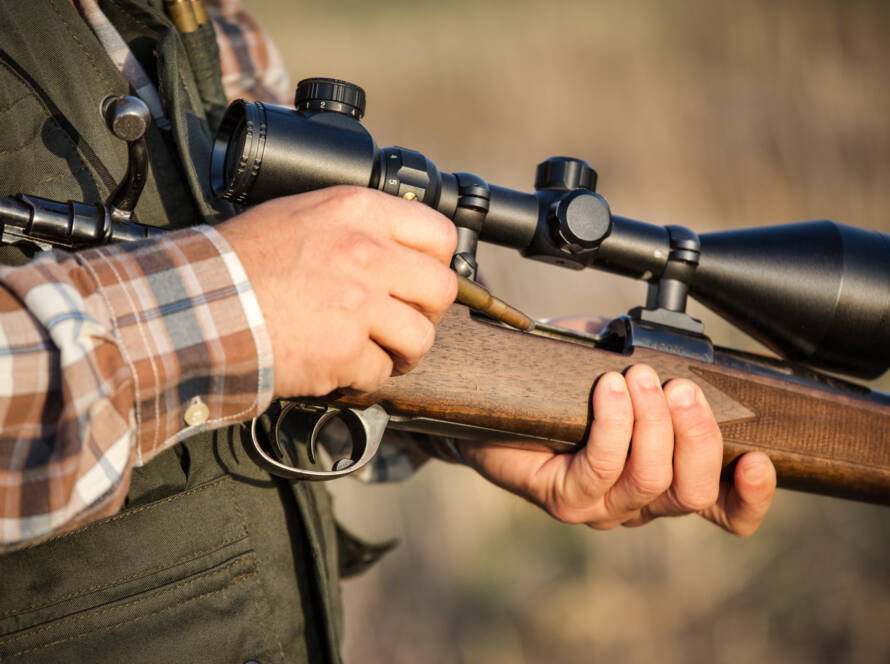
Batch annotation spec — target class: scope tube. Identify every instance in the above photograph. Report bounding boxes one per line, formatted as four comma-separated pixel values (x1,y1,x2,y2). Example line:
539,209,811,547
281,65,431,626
478,185,540,250
210,94,890,378
595,216,672,280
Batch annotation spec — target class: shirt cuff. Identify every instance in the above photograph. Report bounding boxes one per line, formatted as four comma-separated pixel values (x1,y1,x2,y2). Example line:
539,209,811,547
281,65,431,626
77,225,274,464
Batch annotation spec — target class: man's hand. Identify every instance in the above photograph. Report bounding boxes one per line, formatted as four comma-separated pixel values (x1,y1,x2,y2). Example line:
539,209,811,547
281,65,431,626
218,186,457,398
458,365,777,536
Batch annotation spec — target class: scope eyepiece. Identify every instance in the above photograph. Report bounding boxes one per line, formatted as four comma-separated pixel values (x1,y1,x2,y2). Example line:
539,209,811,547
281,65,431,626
211,99,266,205
211,92,380,206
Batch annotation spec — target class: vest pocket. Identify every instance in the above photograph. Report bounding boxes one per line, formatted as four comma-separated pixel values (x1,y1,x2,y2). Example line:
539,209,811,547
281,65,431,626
0,476,285,663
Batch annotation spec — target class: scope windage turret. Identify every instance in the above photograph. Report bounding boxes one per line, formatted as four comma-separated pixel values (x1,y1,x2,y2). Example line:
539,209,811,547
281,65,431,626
210,79,890,379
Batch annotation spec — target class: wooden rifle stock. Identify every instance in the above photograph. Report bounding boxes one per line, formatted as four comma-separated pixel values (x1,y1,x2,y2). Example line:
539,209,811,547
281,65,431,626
334,305,890,505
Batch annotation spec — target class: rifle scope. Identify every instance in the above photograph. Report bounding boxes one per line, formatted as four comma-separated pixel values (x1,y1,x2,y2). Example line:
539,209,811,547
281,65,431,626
211,78,890,379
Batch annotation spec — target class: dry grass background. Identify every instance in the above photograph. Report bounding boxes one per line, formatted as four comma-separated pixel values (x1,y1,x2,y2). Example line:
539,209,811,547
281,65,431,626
246,1,890,661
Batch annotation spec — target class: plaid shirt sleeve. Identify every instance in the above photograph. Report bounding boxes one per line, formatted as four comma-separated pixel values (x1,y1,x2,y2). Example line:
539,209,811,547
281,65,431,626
0,226,273,549
205,0,462,483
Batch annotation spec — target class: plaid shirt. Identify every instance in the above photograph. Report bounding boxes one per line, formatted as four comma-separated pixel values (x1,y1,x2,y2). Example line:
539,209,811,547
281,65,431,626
209,0,292,103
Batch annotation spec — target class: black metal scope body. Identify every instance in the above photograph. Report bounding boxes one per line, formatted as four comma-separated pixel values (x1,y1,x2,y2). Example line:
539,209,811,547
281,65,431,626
211,78,890,379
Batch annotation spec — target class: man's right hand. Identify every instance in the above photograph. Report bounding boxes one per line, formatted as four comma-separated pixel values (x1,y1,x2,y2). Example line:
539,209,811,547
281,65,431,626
218,186,458,398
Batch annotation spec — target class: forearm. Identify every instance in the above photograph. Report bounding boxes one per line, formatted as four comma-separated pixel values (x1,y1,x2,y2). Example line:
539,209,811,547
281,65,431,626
0,226,273,549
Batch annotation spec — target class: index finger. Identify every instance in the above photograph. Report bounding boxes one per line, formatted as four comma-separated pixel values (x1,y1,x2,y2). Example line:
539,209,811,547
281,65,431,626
377,192,457,265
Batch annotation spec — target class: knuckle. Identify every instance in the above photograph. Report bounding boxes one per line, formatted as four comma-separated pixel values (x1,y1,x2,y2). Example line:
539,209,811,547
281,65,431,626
731,521,759,538
638,408,670,427
433,267,458,311
377,354,395,385
331,281,371,313
417,212,457,262
676,485,719,512
338,235,381,270
544,486,586,525
683,416,722,445
323,318,366,364
581,453,624,486
595,417,633,446
401,315,436,363
630,469,673,498
618,507,650,528
349,351,393,393
587,520,620,531
330,185,376,209
439,217,458,254
548,501,585,525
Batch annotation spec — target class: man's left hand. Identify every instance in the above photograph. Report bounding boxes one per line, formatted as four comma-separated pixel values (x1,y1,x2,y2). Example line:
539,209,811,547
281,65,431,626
458,364,776,536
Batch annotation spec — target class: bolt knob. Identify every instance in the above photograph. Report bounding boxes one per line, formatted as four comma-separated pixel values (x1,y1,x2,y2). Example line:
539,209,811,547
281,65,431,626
535,157,597,191
102,95,151,142
295,77,366,119
549,190,612,254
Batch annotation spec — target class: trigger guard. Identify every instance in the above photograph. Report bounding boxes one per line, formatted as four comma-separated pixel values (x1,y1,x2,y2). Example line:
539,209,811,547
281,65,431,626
245,404,390,481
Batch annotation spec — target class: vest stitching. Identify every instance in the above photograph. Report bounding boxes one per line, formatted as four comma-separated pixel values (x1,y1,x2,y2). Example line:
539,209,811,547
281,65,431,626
48,476,230,540
2,564,261,658
0,119,90,189
49,0,116,91
0,116,43,156
0,91,29,114
0,52,116,194
225,454,288,662
246,559,288,663
21,168,91,193
0,555,257,644
0,530,248,619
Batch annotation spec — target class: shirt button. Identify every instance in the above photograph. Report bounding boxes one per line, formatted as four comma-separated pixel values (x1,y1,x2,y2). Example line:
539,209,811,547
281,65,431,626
184,397,210,426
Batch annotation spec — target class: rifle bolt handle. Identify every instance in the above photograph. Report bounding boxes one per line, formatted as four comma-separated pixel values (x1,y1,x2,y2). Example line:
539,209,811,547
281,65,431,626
102,95,151,142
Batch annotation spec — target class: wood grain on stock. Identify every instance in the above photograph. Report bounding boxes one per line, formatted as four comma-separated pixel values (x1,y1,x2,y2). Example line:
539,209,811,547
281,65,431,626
336,305,890,504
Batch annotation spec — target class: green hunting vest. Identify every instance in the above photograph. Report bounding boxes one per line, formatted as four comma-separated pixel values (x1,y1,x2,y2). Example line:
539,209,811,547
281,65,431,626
0,2,385,662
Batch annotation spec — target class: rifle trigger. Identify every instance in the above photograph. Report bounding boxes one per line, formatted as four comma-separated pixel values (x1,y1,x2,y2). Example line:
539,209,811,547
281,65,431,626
244,403,390,481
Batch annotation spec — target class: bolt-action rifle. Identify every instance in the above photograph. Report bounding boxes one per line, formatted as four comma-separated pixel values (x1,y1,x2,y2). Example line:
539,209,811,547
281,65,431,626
2,82,890,503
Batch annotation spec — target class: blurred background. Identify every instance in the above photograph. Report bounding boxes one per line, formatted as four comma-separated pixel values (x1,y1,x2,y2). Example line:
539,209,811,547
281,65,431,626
246,1,890,661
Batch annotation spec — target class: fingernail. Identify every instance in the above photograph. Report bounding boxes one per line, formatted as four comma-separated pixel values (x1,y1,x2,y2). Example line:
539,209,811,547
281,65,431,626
668,384,696,408
636,368,659,390
604,374,626,394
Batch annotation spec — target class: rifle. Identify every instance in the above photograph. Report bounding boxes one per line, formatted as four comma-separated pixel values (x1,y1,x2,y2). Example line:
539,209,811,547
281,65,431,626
3,85,890,504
